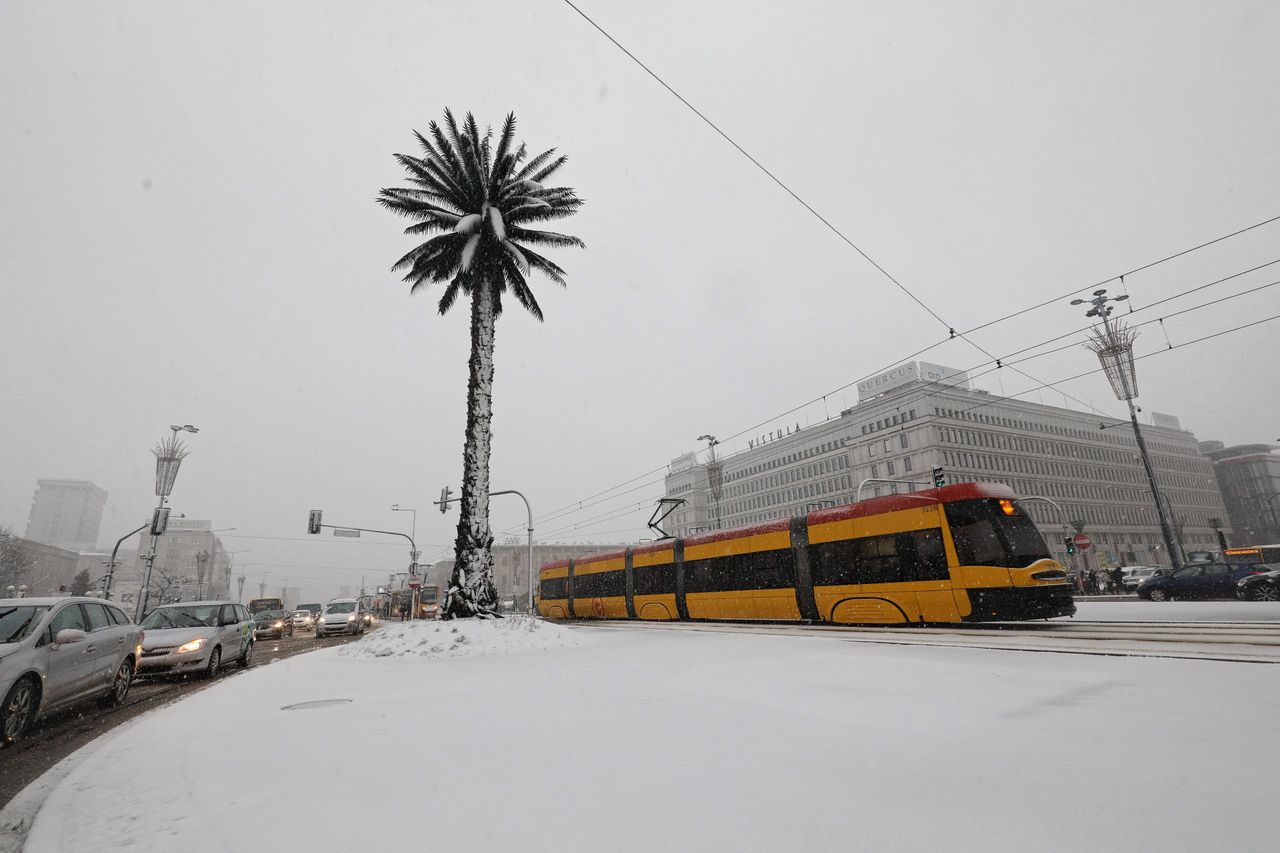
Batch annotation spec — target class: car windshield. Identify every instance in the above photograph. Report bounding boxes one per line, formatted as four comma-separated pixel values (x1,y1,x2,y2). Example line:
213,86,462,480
142,606,220,629
292,611,309,617
254,610,286,622
0,606,50,644
326,602,355,614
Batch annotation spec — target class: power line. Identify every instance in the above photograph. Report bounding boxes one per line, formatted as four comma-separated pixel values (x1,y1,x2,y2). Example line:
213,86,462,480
959,213,1280,337
562,0,1271,420
507,270,1276,538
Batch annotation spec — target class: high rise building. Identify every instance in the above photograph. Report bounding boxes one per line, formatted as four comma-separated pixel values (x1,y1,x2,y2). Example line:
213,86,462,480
116,519,230,607
1199,441,1280,545
664,362,1229,570
25,479,107,552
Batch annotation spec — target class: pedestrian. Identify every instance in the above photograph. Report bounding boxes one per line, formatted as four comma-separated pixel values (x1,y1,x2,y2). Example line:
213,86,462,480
398,599,409,622
1110,566,1125,595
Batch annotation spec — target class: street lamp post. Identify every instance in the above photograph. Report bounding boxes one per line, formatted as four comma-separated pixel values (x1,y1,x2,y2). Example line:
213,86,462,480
391,504,419,578
136,424,199,621
103,522,149,601
226,550,251,602
1072,291,1181,571
698,434,722,530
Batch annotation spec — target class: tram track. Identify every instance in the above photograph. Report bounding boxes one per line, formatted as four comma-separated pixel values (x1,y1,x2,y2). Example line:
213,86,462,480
570,618,1280,664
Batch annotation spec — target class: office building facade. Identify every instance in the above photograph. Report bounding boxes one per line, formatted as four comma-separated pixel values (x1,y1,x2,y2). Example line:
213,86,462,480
664,362,1229,569
25,479,107,552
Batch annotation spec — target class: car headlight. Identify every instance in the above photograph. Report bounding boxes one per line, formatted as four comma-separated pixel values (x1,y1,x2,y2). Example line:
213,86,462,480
273,621,284,628
346,614,356,622
177,638,207,654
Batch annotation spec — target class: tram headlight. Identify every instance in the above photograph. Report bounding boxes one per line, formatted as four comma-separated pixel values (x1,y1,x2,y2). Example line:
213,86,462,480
998,499,1017,516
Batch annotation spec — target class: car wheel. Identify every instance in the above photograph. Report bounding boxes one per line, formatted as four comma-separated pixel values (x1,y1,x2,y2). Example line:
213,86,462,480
1257,585,1279,602
204,647,222,678
238,641,253,668
98,658,134,708
1,677,39,745
1148,588,1169,602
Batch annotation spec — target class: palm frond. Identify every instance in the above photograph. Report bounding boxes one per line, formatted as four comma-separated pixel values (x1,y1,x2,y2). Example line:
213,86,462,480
529,154,568,184
508,225,586,250
521,247,569,287
514,148,558,182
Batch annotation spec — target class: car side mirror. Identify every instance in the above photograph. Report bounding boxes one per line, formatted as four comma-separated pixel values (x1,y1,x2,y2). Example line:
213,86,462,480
55,628,88,645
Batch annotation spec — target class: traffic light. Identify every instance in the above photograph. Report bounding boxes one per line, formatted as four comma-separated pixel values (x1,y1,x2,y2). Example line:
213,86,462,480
1063,536,1077,555
150,507,170,536
307,510,323,535
438,486,453,513
931,466,946,488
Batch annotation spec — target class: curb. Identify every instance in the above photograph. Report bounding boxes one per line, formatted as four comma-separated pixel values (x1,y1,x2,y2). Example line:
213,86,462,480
0,717,134,853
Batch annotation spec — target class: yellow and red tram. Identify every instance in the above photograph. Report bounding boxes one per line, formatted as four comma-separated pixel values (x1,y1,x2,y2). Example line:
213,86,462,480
537,482,1075,625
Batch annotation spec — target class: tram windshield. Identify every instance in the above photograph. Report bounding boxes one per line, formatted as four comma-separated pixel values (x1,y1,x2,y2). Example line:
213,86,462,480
944,498,1051,569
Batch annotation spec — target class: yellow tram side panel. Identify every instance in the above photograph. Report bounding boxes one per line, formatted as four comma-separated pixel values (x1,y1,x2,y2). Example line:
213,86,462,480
684,530,801,621
573,555,627,619
632,548,677,620
537,564,570,619
808,505,962,624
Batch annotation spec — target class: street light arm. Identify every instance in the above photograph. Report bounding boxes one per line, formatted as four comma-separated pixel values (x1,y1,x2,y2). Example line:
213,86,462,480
103,522,149,601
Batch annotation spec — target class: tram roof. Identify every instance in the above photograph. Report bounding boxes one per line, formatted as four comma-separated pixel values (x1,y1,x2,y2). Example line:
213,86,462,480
538,482,1017,572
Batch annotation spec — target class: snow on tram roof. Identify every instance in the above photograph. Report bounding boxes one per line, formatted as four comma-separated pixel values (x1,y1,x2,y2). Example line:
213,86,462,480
538,482,1018,572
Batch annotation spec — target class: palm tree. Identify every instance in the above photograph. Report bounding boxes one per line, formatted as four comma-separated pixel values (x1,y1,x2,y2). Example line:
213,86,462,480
378,109,584,618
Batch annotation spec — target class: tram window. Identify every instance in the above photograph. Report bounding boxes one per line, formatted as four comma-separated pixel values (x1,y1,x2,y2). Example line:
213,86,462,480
945,499,1051,568
633,563,675,595
810,528,949,586
685,549,794,593
573,570,625,598
540,576,567,599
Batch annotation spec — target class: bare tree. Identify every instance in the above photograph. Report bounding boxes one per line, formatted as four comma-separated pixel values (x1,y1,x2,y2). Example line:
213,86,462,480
0,525,35,592
147,566,185,609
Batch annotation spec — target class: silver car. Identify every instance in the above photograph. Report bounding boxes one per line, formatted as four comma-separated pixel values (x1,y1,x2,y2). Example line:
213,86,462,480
315,598,365,638
2,597,143,745
137,601,254,678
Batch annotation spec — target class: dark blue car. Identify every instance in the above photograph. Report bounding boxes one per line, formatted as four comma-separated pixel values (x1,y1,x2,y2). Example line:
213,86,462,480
1137,563,1263,601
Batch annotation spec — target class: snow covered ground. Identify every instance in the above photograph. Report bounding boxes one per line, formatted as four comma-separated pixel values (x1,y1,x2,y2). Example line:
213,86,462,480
24,617,1280,853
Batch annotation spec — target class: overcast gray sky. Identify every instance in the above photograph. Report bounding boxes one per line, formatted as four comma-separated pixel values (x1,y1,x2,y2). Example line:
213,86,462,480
3,0,1278,601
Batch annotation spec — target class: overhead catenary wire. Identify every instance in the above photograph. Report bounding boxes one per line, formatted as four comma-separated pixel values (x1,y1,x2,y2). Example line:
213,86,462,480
511,4,1280,540
559,1,1280,420
501,260,1279,536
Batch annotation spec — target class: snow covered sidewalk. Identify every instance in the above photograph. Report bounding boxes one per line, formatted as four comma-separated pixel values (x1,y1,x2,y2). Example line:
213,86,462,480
23,617,1280,852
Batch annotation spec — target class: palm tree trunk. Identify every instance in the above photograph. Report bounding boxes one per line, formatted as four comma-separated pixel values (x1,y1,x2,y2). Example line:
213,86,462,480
442,280,500,618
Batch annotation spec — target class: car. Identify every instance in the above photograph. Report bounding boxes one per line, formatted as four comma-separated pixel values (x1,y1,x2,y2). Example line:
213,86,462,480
315,599,365,638
1121,566,1159,591
1136,563,1265,601
253,609,294,639
1237,569,1280,601
137,601,254,678
297,603,323,623
2,597,143,745
290,609,315,631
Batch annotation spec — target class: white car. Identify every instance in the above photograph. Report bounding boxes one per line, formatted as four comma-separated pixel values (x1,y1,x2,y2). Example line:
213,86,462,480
1121,566,1159,590
315,599,365,638
2,597,143,745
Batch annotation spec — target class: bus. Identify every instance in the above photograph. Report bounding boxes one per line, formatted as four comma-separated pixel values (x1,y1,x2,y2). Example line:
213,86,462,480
1224,545,1280,565
247,597,285,616
538,482,1075,625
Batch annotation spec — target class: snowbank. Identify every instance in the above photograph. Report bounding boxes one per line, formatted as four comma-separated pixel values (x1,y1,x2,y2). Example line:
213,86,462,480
336,614,584,659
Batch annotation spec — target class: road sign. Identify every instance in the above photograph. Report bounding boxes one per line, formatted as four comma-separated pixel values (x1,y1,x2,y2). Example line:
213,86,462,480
333,528,361,538
408,577,421,589
1073,533,1093,551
